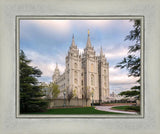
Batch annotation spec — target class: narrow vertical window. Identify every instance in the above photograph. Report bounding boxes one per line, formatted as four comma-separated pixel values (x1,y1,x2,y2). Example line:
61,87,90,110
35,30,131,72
91,63,94,72
91,74,94,86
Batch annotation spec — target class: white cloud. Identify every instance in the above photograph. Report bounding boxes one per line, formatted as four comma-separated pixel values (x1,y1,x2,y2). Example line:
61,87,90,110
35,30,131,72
104,47,128,60
79,48,84,54
109,66,138,85
110,74,138,85
24,50,65,79
109,66,120,74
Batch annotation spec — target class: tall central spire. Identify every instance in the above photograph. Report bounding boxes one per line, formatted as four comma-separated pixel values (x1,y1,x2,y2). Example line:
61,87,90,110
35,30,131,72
71,34,76,47
86,29,92,48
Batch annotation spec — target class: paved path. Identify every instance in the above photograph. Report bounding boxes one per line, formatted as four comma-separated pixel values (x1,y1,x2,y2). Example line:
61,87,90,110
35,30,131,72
95,106,137,114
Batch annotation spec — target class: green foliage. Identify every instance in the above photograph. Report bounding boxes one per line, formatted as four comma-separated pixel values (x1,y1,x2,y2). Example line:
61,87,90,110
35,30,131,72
27,107,125,114
48,83,60,99
116,55,140,77
125,20,141,53
118,90,140,97
116,20,141,91
131,85,140,90
20,50,48,113
73,89,77,98
39,82,48,96
112,105,140,112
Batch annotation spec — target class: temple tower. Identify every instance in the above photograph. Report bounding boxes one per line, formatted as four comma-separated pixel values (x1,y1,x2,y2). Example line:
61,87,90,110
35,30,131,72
82,30,99,102
65,35,82,98
98,46,109,102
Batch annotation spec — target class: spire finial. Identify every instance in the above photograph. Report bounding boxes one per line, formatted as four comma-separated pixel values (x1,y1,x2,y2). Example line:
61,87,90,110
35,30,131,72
86,29,92,48
56,63,58,68
71,34,76,47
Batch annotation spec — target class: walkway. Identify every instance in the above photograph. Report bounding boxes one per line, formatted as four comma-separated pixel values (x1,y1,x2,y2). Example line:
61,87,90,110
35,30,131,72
95,105,137,114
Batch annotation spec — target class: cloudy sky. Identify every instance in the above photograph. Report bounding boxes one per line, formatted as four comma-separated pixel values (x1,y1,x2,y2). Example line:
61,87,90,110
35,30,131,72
20,19,139,94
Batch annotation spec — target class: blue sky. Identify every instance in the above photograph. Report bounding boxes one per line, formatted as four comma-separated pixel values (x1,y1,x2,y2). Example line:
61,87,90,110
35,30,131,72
20,19,140,94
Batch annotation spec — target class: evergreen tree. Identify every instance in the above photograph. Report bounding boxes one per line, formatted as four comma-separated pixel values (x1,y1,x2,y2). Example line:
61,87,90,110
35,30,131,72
20,50,48,113
116,20,141,97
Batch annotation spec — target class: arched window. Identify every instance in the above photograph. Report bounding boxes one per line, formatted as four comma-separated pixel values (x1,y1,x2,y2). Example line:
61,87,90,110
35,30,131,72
74,63,78,69
91,74,94,86
74,79,78,84
104,69,106,74
91,63,94,72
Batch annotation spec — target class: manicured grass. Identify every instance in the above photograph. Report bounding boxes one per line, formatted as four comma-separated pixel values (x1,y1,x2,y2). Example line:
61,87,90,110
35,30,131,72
27,107,124,114
112,106,140,112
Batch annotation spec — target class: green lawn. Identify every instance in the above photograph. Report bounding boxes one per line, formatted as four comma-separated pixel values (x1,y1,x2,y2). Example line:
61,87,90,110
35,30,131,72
112,106,140,112
26,107,124,114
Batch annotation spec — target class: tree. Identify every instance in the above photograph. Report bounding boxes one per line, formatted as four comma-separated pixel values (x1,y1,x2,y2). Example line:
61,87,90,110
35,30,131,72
48,82,60,99
67,91,73,106
84,87,91,106
119,90,140,97
40,82,48,97
116,20,141,96
20,50,48,113
73,89,77,98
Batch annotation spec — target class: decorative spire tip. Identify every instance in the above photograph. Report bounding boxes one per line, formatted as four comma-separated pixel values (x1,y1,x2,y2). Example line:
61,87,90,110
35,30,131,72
88,29,90,36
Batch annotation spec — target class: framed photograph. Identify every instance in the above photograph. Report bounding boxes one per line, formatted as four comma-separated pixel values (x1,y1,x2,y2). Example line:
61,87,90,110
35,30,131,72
0,0,160,134
16,16,144,118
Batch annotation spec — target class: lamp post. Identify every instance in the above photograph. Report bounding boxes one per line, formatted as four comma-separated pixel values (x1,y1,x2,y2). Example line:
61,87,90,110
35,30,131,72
63,91,66,107
92,89,94,107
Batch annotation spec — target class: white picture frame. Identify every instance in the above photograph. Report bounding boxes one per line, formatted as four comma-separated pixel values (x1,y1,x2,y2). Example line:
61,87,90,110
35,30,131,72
0,0,160,134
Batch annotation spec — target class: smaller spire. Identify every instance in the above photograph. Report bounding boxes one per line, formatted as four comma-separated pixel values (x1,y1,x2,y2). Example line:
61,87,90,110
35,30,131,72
53,63,60,82
54,63,60,74
100,46,103,56
88,29,90,36
56,63,58,69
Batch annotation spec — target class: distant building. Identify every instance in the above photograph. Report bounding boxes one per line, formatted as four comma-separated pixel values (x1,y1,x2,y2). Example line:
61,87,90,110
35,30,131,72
109,92,124,100
108,91,137,102
52,31,109,103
